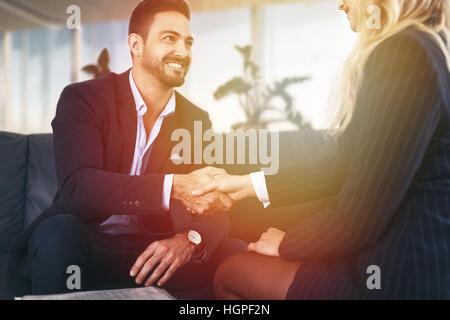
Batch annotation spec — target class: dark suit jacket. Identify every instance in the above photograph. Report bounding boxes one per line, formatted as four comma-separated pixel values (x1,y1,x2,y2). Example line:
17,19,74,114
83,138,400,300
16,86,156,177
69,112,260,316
266,27,450,299
10,69,229,274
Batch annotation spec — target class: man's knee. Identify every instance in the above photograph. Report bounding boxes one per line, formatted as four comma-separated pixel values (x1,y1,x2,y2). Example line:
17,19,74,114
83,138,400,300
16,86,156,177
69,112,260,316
27,214,89,294
29,214,89,259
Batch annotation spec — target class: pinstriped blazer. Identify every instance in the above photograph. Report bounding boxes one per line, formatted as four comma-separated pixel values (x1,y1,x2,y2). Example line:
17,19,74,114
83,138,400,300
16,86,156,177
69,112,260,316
266,27,450,299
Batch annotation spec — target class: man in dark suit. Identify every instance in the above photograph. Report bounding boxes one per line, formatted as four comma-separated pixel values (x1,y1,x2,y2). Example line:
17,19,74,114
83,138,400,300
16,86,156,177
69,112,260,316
7,0,245,298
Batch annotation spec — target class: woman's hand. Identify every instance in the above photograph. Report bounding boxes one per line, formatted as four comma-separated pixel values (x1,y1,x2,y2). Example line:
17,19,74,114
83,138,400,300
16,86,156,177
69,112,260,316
248,228,286,257
191,167,256,202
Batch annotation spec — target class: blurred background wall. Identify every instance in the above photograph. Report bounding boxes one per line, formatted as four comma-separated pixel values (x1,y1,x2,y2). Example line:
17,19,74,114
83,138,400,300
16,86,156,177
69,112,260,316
0,0,356,134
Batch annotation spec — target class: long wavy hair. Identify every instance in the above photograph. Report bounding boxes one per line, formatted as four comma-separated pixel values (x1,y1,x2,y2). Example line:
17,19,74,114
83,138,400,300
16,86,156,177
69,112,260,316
330,0,450,133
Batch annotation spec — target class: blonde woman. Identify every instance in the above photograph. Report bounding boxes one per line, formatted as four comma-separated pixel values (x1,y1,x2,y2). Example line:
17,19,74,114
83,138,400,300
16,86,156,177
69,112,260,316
194,0,450,299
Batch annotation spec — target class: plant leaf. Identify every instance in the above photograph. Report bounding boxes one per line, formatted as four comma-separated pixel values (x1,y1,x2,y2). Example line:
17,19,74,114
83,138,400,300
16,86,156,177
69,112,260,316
214,77,252,100
82,65,99,76
98,48,110,68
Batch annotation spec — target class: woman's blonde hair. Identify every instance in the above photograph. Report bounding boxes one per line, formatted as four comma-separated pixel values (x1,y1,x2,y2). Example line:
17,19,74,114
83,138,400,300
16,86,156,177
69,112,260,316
330,0,450,133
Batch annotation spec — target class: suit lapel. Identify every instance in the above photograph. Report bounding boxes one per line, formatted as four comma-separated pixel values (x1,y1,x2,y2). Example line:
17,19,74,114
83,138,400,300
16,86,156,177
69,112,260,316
115,69,138,174
145,111,179,174
115,75,190,175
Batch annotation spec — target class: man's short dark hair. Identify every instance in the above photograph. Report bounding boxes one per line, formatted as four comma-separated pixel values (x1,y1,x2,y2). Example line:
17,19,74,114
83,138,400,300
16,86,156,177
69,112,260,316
128,0,191,41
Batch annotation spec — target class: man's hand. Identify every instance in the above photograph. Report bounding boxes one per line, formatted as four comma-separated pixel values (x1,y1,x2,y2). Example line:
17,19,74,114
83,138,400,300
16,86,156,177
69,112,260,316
192,167,256,202
248,227,286,257
172,168,235,215
130,234,196,287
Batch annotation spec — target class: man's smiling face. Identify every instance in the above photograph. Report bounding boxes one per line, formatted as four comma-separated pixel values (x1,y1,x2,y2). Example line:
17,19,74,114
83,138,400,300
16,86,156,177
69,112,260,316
141,10,194,88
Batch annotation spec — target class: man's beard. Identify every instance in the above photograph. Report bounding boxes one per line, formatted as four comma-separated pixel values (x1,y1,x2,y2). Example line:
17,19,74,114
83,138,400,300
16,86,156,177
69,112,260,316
142,52,190,88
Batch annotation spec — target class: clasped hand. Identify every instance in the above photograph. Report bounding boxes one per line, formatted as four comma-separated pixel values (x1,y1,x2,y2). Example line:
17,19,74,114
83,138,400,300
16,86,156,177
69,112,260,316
172,167,256,216
171,168,286,258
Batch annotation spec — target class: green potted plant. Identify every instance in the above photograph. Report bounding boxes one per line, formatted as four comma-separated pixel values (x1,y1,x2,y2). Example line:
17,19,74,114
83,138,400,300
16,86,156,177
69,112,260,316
214,45,311,130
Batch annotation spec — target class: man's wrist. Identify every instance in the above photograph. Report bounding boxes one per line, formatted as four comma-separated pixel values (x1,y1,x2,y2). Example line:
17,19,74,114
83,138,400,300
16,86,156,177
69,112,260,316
174,233,196,250
172,174,187,200
176,230,205,258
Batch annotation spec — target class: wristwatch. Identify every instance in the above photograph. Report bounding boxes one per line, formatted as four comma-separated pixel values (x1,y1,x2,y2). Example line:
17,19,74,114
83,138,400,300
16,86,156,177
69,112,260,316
181,229,206,261
185,230,202,246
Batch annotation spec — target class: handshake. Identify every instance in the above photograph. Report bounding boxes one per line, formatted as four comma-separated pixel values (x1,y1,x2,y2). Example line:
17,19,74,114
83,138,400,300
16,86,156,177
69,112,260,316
171,167,257,215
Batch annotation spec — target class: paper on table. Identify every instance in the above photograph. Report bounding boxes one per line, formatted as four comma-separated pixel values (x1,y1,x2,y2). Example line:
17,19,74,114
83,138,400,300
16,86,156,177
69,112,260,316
15,286,176,300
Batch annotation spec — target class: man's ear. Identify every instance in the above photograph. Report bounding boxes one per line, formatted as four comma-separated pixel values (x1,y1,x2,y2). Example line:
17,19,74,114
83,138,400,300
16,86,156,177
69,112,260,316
128,33,144,58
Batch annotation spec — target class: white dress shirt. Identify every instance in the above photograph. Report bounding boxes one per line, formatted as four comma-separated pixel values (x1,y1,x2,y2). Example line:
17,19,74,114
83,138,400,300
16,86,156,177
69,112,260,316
99,71,175,235
250,171,271,208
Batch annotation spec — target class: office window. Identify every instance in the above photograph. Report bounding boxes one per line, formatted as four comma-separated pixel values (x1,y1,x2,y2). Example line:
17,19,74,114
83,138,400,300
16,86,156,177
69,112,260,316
0,0,355,134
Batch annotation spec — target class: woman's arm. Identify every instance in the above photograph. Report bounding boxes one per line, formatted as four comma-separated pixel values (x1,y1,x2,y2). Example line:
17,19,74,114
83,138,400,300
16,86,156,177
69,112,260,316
192,153,346,206
264,155,346,207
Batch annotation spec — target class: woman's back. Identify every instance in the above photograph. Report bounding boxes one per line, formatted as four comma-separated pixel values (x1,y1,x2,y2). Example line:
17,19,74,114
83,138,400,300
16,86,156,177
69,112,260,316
347,27,450,299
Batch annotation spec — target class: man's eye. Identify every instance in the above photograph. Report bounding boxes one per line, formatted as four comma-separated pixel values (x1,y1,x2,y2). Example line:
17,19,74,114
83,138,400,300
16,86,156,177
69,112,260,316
163,36,175,42
186,41,193,48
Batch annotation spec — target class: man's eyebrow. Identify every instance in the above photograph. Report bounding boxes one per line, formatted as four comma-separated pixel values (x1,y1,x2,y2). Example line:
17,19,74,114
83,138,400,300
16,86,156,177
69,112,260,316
160,30,194,41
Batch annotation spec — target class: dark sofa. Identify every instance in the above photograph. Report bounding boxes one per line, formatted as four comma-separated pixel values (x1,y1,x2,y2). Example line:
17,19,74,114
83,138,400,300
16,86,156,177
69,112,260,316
0,130,335,300
0,133,57,299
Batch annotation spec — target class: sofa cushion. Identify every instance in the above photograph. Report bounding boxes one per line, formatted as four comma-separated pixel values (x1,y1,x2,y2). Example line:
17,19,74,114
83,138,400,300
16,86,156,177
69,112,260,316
24,134,58,228
0,132,27,253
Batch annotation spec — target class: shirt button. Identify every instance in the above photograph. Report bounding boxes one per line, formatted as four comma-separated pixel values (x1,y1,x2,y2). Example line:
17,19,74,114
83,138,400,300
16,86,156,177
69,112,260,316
129,201,134,208
135,201,141,208
123,201,128,208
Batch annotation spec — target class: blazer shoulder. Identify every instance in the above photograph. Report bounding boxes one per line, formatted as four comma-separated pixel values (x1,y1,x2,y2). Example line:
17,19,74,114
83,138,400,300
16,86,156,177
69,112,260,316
55,73,119,123
61,72,117,100
366,27,447,74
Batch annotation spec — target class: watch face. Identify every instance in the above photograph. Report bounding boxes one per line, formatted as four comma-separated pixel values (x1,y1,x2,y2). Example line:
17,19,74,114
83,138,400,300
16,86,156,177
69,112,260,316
188,230,202,245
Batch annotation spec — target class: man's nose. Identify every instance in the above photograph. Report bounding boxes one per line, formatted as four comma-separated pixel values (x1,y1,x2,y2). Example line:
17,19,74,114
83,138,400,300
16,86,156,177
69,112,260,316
174,40,189,58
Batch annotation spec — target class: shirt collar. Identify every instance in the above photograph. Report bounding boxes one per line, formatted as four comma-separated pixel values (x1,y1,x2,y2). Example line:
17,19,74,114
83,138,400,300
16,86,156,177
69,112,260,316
129,70,176,118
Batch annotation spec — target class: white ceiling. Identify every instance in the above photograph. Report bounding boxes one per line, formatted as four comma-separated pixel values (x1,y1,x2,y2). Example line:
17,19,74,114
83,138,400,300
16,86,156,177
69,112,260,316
0,0,308,31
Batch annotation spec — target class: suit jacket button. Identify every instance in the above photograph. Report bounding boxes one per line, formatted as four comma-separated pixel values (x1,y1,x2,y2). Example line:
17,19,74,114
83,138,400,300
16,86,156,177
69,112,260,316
135,201,141,208
123,201,128,207
129,201,134,208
